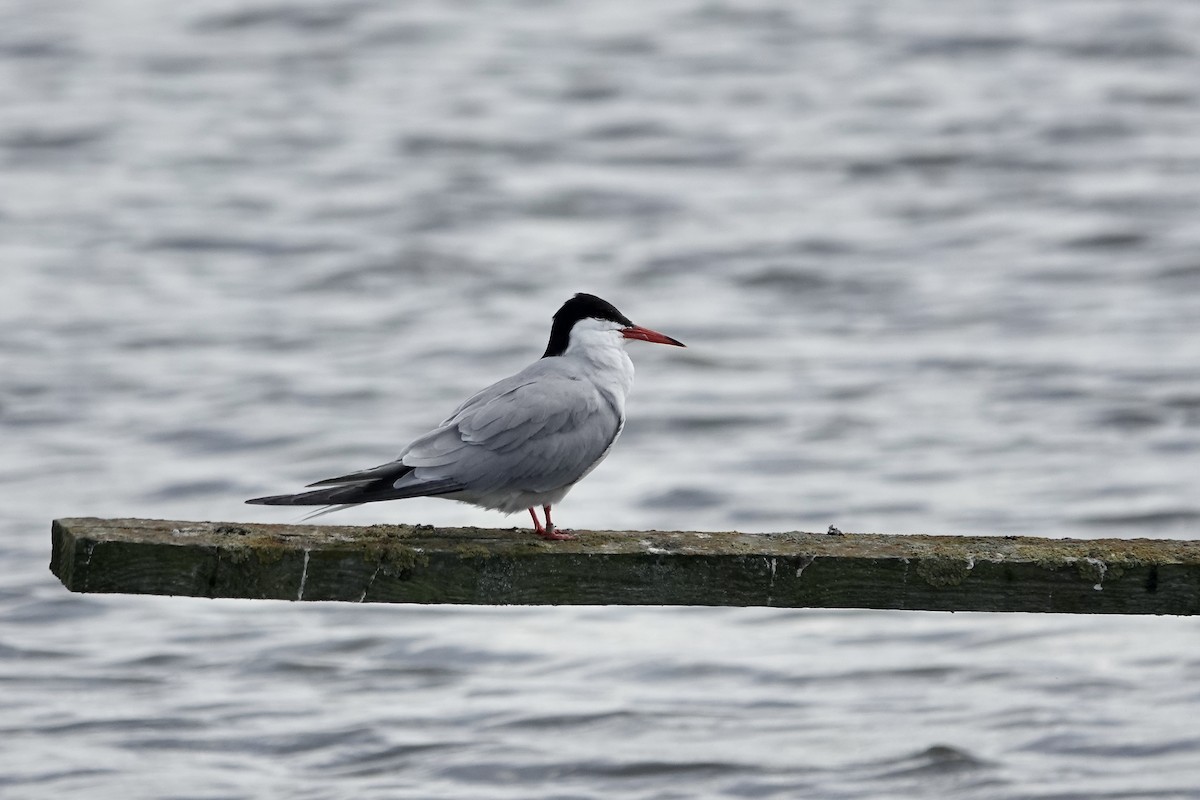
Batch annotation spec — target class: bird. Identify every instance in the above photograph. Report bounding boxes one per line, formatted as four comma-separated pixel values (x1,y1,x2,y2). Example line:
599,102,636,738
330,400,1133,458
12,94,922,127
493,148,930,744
246,293,685,540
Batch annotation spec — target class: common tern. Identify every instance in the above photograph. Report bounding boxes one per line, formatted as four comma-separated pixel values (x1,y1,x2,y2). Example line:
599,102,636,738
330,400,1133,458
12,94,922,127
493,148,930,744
246,293,685,539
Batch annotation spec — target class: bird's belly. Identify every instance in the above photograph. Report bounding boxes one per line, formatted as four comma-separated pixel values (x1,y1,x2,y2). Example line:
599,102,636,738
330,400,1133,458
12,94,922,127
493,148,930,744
444,424,623,514
447,485,576,515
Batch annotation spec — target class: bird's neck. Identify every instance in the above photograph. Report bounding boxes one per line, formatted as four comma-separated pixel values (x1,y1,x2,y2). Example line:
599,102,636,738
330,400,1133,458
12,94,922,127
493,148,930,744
563,331,635,399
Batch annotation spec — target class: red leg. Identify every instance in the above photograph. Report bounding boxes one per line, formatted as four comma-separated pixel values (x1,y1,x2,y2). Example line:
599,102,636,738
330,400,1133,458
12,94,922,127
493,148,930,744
528,507,546,536
540,504,576,541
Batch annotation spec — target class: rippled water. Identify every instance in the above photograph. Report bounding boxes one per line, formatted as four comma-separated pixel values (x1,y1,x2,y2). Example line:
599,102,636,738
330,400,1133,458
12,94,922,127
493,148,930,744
3,1,1200,797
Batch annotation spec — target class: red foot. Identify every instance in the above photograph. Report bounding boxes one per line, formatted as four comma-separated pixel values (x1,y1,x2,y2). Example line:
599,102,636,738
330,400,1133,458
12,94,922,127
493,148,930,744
537,527,576,541
529,505,576,541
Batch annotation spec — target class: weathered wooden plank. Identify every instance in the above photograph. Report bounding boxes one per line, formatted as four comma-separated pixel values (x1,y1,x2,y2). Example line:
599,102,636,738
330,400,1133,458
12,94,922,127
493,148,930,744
49,518,1200,614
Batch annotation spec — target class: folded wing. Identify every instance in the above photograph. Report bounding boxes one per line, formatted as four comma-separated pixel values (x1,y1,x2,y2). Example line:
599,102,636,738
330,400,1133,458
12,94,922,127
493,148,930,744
247,364,623,510
402,369,622,496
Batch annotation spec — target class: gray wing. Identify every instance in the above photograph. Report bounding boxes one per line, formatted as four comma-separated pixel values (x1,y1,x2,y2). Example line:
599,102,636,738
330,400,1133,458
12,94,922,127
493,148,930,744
400,367,622,494
246,361,623,510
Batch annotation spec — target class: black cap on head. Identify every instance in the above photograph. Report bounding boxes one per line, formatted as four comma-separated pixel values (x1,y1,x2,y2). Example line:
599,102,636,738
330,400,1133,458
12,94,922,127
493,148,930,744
542,293,633,358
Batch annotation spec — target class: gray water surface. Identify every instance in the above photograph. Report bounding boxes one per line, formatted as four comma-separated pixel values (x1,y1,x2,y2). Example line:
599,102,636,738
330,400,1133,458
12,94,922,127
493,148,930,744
3,1,1200,798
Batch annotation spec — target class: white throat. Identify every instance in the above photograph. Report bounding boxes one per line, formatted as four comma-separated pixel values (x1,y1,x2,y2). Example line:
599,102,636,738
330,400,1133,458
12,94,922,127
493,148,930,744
563,318,635,401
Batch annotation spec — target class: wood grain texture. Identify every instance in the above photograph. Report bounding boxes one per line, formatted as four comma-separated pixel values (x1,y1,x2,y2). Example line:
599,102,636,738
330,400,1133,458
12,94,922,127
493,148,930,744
50,518,1200,614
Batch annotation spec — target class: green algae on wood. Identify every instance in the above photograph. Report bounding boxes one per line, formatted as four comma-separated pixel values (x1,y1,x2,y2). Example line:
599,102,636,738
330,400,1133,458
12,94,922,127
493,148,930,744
49,518,1200,615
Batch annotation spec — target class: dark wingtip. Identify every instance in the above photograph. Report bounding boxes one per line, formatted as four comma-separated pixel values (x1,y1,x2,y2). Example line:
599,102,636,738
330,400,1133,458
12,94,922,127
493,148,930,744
245,495,289,506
